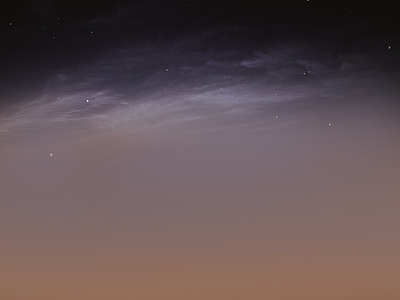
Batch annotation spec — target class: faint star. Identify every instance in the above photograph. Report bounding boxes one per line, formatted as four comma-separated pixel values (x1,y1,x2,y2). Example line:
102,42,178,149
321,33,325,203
388,45,392,50
328,123,332,126
49,153,54,157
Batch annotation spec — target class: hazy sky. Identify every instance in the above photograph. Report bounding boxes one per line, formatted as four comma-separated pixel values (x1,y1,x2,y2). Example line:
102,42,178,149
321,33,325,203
1,1,400,299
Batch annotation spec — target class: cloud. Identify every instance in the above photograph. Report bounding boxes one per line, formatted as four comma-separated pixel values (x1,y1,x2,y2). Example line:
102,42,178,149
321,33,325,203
0,32,388,138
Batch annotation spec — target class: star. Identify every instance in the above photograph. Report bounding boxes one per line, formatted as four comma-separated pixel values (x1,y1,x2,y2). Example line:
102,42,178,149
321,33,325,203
49,152,54,157
86,99,90,103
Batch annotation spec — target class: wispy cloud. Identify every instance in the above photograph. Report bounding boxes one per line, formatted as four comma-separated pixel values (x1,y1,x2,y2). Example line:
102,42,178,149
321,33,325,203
0,34,387,138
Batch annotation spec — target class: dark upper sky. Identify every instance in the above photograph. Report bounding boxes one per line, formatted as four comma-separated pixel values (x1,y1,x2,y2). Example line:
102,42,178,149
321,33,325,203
1,0,399,105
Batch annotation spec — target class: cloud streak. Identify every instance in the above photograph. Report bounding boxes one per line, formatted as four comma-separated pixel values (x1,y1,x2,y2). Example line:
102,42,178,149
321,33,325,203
0,31,389,138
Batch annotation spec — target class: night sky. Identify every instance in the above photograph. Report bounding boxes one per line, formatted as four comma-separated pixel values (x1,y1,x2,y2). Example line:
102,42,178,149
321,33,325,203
1,1,400,299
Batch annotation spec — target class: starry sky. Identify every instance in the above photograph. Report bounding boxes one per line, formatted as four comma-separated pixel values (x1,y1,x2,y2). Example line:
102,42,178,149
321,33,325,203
1,1,400,299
